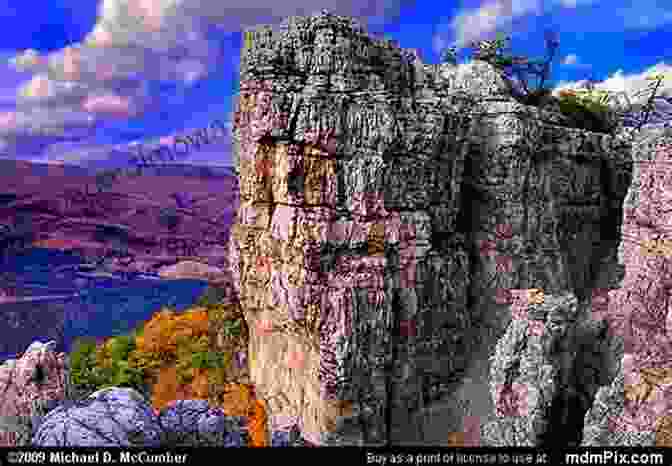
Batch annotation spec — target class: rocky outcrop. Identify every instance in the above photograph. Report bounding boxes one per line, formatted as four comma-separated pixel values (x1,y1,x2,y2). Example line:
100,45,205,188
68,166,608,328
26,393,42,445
581,129,672,446
32,387,165,446
481,292,618,446
0,340,68,446
228,10,633,445
31,388,249,446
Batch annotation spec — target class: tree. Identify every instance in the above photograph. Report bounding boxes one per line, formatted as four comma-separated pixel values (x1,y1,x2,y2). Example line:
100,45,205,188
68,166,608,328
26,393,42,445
441,31,672,134
473,29,560,105
440,30,561,107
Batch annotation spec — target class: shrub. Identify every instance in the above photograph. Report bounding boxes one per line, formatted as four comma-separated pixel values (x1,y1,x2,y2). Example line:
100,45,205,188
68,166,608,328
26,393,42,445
128,307,236,414
67,304,259,445
68,335,148,399
131,308,209,372
553,90,617,133
69,337,106,395
210,383,267,446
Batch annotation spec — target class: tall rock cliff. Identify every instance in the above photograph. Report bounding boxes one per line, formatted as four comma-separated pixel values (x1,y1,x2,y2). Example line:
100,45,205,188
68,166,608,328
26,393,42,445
581,128,672,446
228,10,633,445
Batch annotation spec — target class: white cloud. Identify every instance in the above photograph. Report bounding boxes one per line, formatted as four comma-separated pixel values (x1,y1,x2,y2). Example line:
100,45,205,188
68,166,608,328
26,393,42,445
3,0,407,162
9,49,45,70
447,0,523,50
437,0,657,57
550,62,672,125
561,54,578,65
557,0,597,7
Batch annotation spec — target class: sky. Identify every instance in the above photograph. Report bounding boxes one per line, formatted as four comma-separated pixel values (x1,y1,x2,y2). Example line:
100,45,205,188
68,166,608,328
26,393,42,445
0,0,670,169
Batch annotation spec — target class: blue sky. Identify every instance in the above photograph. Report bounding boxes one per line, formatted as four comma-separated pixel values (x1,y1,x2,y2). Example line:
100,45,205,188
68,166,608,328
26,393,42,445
0,0,670,169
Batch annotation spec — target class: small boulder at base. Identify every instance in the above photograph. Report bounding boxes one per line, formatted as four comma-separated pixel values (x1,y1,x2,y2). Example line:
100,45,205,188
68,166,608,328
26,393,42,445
31,387,163,447
158,399,248,446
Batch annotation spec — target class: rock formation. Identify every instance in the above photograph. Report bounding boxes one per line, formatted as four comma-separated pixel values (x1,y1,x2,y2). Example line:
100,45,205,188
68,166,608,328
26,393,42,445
228,10,632,445
0,340,68,446
581,128,672,446
31,387,249,446
482,291,618,446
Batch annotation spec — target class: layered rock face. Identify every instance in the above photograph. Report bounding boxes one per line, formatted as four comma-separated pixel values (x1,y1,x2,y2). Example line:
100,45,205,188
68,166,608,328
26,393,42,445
229,11,633,445
482,291,618,446
581,129,672,446
0,341,68,446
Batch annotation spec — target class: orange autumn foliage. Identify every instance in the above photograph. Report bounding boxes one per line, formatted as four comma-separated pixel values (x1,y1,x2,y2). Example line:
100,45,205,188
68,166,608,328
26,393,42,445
213,383,267,447
248,398,268,447
134,308,209,361
446,431,466,446
151,365,209,412
131,305,269,446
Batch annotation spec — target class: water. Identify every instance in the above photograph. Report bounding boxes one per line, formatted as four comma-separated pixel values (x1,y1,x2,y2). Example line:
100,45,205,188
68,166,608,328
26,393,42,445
0,248,209,361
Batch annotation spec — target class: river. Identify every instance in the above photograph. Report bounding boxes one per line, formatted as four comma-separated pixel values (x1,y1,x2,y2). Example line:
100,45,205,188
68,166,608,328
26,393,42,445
0,247,208,361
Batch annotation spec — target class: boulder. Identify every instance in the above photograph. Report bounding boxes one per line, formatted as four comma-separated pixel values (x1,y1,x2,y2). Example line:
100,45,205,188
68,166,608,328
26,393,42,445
157,399,248,446
31,387,163,447
0,341,68,446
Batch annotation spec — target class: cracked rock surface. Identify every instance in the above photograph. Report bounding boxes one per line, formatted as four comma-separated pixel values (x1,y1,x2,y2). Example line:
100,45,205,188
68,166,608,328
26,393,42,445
229,10,632,444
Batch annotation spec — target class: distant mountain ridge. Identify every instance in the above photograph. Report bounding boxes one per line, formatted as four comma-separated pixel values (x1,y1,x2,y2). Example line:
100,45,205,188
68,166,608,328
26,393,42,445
0,159,237,179
0,158,238,275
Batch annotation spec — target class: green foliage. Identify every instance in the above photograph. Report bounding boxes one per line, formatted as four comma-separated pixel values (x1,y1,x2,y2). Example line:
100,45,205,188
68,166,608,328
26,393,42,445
220,317,243,339
173,334,230,384
68,335,148,397
69,337,104,391
108,335,135,363
191,350,229,370
554,91,616,133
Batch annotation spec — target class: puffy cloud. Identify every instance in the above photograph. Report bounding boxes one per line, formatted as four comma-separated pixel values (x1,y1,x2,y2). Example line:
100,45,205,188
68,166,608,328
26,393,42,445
561,54,578,65
9,49,45,70
62,46,83,81
3,0,407,160
19,75,54,100
129,0,170,31
551,62,672,126
436,0,659,57
441,0,543,51
0,112,18,132
86,24,115,48
159,135,176,146
552,63,672,104
557,0,597,6
82,94,137,117
447,0,517,50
